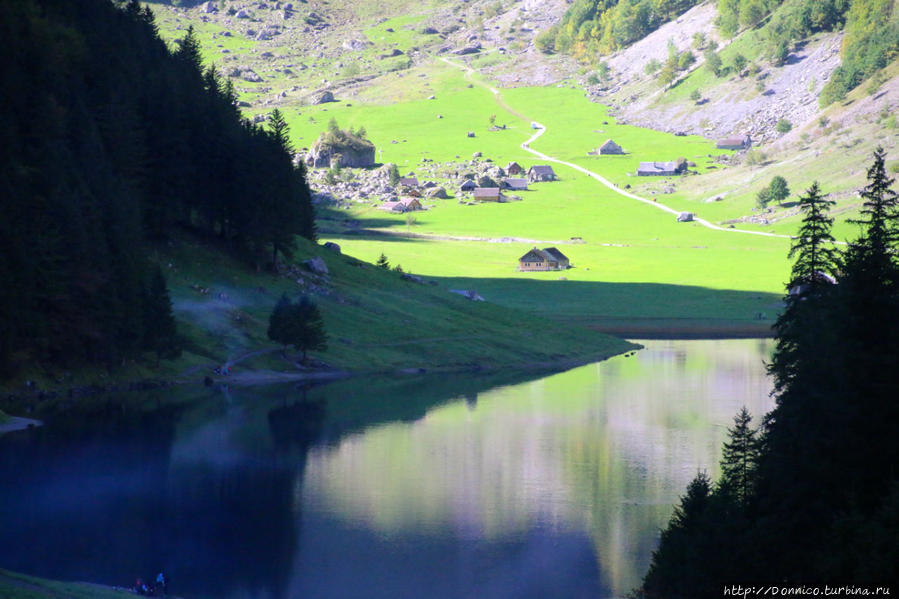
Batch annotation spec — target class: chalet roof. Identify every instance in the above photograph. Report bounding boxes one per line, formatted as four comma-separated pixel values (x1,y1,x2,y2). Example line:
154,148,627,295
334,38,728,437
503,177,528,190
599,139,623,151
542,247,568,262
398,198,420,207
399,177,419,187
379,201,404,212
528,165,555,176
473,187,501,198
506,161,523,170
519,246,568,263
519,248,548,262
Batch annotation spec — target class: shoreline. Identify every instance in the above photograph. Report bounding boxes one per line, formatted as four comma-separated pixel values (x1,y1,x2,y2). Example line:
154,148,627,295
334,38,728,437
0,416,43,436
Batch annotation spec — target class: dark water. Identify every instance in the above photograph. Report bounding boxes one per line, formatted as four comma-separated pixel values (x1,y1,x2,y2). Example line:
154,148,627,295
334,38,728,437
0,339,773,598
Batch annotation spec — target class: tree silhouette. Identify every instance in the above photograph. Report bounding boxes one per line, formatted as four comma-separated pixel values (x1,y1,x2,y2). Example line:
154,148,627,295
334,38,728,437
267,295,327,363
718,407,760,505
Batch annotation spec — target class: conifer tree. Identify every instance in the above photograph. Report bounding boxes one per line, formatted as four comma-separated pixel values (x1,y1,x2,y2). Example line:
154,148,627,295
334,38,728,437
267,295,327,362
268,108,293,153
376,253,390,269
786,182,839,290
143,266,181,366
718,407,760,505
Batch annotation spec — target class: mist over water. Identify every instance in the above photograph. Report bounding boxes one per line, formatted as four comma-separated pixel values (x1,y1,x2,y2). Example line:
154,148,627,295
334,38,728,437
0,339,773,598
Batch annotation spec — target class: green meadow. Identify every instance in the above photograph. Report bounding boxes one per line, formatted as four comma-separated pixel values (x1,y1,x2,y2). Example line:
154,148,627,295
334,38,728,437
280,60,791,333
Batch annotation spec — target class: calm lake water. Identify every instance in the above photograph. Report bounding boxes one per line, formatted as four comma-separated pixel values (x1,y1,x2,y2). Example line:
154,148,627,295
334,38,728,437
0,339,773,598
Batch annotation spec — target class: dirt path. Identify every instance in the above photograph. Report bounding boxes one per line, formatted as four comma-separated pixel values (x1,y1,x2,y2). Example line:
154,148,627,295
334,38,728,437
439,56,794,241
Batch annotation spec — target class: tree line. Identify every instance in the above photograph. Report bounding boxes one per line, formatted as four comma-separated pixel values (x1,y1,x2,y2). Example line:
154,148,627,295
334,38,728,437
0,0,316,376
636,149,899,596
536,0,699,59
717,0,898,105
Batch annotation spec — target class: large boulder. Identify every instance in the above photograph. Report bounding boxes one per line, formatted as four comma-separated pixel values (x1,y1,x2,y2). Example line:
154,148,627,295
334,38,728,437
307,136,376,168
676,212,694,222
304,257,329,275
202,1,218,13
342,39,371,51
235,8,251,18
477,175,497,188
312,90,336,104
425,186,448,199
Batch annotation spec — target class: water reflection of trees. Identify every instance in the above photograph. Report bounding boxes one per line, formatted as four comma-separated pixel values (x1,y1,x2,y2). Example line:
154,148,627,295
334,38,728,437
0,387,327,599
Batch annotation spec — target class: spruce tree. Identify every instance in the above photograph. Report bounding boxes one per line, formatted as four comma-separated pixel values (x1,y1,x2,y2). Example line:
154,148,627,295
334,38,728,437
143,266,180,366
268,108,293,153
376,253,390,269
267,295,327,362
267,294,291,346
785,182,839,290
718,407,760,505
292,295,327,362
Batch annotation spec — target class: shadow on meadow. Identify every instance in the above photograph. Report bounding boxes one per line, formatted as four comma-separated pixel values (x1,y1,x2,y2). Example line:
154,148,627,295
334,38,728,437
420,276,784,338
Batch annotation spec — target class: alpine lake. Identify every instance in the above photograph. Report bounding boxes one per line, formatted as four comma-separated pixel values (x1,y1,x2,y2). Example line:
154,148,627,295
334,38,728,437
0,338,774,598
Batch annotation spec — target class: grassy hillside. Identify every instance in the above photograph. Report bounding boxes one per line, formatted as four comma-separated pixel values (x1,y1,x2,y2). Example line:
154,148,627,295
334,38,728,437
0,570,136,599
140,1,858,345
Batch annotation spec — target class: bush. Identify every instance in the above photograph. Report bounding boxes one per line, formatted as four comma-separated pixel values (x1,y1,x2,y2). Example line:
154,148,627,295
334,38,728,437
679,51,696,70
690,89,702,102
535,28,556,54
692,31,706,49
644,58,662,74
775,119,793,134
745,148,767,166
586,73,600,85
732,53,748,73
597,62,610,81
704,50,723,77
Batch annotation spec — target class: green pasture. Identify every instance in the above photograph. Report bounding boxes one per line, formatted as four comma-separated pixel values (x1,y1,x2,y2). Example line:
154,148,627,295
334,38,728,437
280,61,792,329
158,237,634,374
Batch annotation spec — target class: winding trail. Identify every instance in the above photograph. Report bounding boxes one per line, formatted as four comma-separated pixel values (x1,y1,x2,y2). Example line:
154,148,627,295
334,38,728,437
438,56,793,241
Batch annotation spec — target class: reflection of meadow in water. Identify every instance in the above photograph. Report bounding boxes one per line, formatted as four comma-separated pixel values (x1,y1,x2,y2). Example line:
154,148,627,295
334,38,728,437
300,339,775,596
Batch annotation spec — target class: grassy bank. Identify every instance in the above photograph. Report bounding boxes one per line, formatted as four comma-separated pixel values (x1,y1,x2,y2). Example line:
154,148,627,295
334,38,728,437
0,570,137,599
1,232,636,393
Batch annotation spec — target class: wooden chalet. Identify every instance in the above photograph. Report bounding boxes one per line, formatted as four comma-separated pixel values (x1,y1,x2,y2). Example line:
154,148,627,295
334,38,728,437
527,165,556,182
598,139,624,155
716,134,752,150
502,177,529,191
518,247,570,271
636,160,687,176
473,187,501,202
379,197,422,212
506,161,524,175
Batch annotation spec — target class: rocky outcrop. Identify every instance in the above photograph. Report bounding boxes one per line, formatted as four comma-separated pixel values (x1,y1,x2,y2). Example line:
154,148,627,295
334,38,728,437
307,137,375,168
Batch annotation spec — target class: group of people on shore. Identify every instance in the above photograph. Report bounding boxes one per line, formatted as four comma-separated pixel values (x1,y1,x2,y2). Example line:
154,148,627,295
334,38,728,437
134,572,167,596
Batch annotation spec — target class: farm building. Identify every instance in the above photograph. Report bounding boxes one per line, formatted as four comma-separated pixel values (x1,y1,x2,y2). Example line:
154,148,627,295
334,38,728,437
379,198,422,212
637,160,687,176
502,178,529,191
506,161,524,175
716,134,752,150
518,247,570,271
399,177,419,188
528,165,556,182
473,187,502,202
598,139,624,155
459,179,477,192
